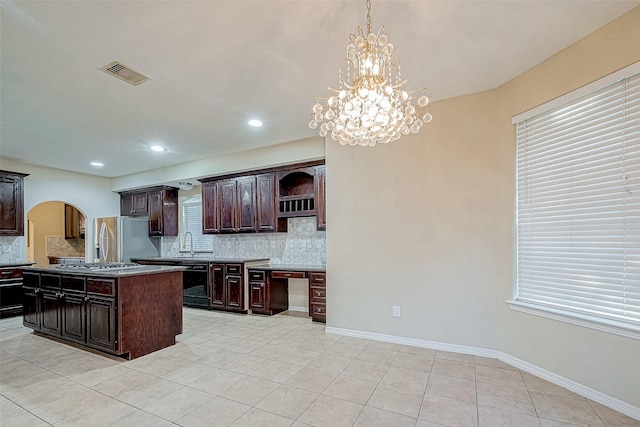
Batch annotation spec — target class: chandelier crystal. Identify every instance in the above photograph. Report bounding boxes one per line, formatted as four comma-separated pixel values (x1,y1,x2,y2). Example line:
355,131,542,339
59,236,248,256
310,0,432,146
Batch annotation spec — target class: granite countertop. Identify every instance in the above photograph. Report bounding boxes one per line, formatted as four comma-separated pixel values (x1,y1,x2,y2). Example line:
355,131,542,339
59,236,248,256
1,262,36,268
248,263,326,273
131,257,270,264
21,265,186,278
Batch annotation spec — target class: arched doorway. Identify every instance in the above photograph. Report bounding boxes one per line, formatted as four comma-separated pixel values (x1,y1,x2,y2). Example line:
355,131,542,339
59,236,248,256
27,201,86,267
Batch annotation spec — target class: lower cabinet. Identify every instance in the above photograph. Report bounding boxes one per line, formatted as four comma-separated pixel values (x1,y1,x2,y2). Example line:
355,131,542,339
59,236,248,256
210,263,246,313
86,296,116,352
309,272,326,323
22,272,118,353
247,269,289,316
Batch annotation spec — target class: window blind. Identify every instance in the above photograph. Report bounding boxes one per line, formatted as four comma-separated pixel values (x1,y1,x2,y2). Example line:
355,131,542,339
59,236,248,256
182,196,213,251
515,72,640,332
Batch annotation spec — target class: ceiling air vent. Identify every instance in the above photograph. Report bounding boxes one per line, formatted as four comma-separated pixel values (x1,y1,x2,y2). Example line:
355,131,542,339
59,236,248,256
99,61,151,86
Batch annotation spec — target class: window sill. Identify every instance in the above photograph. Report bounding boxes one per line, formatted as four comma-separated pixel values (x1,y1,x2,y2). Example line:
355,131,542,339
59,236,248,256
506,300,639,340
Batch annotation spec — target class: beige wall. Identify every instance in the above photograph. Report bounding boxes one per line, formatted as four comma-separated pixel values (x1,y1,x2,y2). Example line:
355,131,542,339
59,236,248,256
27,201,65,267
327,6,640,409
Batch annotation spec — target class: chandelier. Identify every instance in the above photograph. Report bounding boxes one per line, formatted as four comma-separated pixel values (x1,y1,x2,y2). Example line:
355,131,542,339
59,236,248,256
310,0,432,146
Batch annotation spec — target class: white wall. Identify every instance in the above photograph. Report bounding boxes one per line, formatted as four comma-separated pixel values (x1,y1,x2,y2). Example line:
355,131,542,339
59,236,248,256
327,6,640,409
112,136,325,191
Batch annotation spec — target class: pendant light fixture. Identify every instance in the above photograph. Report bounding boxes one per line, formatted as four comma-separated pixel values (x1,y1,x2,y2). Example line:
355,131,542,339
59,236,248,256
310,0,432,146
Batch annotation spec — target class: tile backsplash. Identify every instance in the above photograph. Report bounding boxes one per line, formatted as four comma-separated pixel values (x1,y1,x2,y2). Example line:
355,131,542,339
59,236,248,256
0,236,23,264
46,236,85,257
162,217,325,266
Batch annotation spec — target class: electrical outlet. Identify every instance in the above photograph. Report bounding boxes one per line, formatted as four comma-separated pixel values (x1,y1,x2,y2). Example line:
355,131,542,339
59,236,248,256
392,306,401,317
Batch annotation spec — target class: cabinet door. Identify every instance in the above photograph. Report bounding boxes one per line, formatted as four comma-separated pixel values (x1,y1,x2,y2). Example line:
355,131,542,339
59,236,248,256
256,173,277,232
315,165,326,231
0,173,25,236
219,180,237,232
249,282,265,310
61,292,85,343
225,276,243,309
131,193,148,214
147,190,163,236
22,288,40,330
120,195,132,216
86,296,116,352
40,290,62,335
64,204,80,239
202,181,220,234
210,264,225,307
236,177,257,232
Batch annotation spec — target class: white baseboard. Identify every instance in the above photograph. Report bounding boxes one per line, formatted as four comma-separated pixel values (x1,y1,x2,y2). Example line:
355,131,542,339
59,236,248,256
325,326,640,421
287,306,308,313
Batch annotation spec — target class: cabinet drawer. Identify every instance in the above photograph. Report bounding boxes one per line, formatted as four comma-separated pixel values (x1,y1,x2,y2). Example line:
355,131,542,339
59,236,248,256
87,279,115,296
248,270,265,281
308,272,326,285
0,268,21,280
309,285,326,303
311,303,326,316
41,274,61,290
271,271,305,279
62,275,85,292
225,264,242,275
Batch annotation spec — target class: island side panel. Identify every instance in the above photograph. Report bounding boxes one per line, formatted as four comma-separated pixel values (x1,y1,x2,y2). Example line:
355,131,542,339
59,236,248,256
117,271,183,359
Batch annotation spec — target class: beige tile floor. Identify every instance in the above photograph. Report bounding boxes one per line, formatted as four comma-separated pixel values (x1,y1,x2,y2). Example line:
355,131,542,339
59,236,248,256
1,308,638,427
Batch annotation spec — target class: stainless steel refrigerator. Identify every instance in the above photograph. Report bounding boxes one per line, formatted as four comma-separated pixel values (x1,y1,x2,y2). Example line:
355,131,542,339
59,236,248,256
95,217,160,262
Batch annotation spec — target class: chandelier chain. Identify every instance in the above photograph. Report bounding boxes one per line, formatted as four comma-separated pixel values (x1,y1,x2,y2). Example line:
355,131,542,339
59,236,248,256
366,0,372,34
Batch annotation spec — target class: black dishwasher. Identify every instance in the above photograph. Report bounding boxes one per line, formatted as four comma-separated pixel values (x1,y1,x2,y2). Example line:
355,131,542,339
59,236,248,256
182,263,210,308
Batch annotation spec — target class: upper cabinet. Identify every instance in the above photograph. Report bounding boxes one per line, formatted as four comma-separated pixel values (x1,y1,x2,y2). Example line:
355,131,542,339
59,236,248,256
148,187,178,237
199,162,325,234
0,170,28,236
119,186,178,236
120,191,148,216
315,165,326,231
64,204,85,239
277,167,316,218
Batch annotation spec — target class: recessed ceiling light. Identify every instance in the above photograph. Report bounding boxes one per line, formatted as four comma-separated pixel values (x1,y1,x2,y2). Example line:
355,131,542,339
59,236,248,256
150,145,166,152
248,119,263,127
90,161,104,167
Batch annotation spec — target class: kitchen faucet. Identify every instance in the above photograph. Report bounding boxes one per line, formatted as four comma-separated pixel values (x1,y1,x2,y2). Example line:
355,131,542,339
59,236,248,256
183,232,194,257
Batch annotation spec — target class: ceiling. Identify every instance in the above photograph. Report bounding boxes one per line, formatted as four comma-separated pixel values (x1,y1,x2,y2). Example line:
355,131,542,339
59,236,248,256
1,1,638,178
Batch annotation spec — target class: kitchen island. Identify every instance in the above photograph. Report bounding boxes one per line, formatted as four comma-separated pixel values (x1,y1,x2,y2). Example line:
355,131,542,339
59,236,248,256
21,264,185,359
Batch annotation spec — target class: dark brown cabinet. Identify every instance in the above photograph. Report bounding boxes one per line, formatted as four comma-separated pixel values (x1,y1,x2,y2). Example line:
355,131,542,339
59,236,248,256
148,187,178,236
210,263,224,307
119,186,178,236
256,173,277,232
248,269,288,315
315,165,326,231
1,265,31,318
208,263,246,312
23,269,181,359
0,170,28,236
64,204,84,239
202,181,220,233
120,191,148,216
309,272,326,323
22,272,118,353
199,161,326,235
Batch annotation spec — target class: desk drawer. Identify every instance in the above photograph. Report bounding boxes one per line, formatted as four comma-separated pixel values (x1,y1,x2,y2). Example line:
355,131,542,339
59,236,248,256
248,270,265,281
309,285,326,303
308,272,326,285
226,264,242,275
271,271,305,279
311,303,326,323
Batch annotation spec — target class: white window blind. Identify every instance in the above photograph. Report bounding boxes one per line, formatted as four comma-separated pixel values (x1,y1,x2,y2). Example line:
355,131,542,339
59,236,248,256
182,196,213,251
514,71,640,334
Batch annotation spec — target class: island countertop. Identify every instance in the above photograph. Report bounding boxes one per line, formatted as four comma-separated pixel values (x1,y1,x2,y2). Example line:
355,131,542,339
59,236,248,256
21,265,186,278
131,257,270,264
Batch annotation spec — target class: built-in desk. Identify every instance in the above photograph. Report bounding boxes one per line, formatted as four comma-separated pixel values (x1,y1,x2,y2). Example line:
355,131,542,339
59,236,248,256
247,264,326,322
